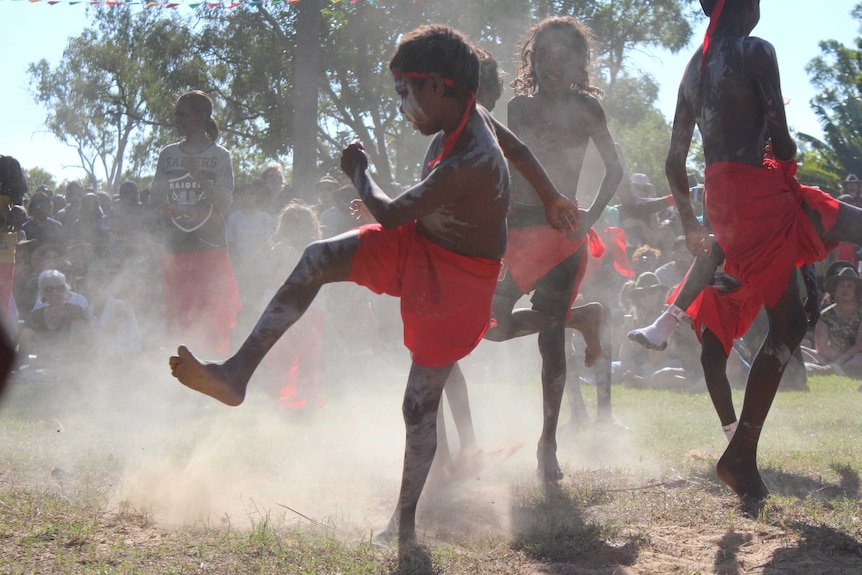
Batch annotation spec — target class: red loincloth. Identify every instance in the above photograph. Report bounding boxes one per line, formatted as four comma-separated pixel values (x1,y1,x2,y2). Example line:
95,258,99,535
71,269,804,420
507,225,604,286
347,222,501,368
265,306,325,411
583,226,634,284
684,161,839,355
161,248,242,356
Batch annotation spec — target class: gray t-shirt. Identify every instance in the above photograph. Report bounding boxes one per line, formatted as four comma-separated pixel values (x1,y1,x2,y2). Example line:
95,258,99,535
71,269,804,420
151,141,234,252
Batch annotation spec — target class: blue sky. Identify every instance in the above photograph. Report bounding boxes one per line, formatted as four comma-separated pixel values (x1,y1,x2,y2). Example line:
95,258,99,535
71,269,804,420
1,0,860,185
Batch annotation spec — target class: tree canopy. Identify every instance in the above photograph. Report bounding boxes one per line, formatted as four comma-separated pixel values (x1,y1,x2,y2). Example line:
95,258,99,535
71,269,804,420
29,1,700,195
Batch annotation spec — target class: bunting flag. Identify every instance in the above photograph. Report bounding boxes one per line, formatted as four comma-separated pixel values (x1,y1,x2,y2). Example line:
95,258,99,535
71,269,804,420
6,0,374,7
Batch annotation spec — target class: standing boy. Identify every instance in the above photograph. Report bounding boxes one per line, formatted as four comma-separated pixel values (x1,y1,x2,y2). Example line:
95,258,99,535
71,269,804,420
664,0,843,505
169,24,575,550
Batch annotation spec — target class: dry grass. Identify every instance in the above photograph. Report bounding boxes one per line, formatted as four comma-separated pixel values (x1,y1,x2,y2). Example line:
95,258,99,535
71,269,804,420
1,351,861,574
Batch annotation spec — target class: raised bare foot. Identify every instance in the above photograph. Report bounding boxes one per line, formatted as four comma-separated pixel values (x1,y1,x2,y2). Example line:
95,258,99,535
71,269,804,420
169,345,246,406
716,449,769,505
568,302,603,367
536,441,564,482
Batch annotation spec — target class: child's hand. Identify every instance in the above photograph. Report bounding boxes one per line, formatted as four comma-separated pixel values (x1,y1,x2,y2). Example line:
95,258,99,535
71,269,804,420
544,195,579,234
684,223,712,258
6,206,25,233
341,141,369,180
350,198,373,222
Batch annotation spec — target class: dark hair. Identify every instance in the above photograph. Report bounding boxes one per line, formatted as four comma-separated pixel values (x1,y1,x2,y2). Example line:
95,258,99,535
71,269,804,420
0,155,28,204
511,16,602,98
177,90,220,142
119,180,138,198
389,24,479,94
275,202,321,247
475,47,504,111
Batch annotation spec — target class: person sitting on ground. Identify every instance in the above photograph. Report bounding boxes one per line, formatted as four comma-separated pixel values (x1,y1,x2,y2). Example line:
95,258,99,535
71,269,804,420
18,269,92,368
801,265,862,377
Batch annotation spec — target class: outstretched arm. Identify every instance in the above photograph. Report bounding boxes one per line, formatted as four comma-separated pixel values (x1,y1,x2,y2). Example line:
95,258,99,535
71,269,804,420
482,108,577,232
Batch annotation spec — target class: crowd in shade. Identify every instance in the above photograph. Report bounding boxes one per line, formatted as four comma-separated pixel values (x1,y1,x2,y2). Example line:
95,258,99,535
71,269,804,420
4,157,861,400
0,152,395,412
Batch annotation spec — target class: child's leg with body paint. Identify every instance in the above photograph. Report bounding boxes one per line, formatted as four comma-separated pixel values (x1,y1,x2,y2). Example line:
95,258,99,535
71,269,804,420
170,233,360,405
717,274,808,504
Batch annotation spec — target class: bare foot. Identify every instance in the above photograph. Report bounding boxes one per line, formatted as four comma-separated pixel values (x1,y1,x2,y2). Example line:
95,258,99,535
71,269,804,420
169,345,247,406
568,302,604,367
716,448,769,506
536,441,564,482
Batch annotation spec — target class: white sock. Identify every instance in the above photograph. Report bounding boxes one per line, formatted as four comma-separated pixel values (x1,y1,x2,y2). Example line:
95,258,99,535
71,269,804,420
722,420,738,442
630,305,683,348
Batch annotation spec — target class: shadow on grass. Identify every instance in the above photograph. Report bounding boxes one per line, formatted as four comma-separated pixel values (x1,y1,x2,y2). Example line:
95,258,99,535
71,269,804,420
762,523,862,574
713,531,754,575
509,482,638,571
694,462,861,501
389,544,440,575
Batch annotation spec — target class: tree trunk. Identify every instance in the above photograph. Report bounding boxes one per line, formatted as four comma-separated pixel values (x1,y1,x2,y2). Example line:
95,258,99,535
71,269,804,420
292,0,322,199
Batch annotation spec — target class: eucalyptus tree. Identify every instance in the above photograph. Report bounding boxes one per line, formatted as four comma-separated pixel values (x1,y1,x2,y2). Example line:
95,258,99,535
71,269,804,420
798,6,862,194
28,7,207,191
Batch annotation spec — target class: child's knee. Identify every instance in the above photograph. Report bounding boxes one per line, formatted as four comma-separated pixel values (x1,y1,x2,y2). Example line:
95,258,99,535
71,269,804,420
402,393,435,426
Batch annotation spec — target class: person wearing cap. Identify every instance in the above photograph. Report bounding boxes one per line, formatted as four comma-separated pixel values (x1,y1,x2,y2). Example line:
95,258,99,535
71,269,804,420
617,272,698,389
841,173,862,208
802,266,862,377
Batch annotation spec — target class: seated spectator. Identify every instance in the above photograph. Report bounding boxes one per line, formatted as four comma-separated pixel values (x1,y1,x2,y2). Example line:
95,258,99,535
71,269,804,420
630,244,662,277
655,235,693,290
617,272,700,389
18,269,92,368
86,265,141,362
802,265,862,377
319,184,357,238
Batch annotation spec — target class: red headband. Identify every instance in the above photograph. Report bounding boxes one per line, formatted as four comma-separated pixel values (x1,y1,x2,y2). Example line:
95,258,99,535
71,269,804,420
700,0,727,73
393,71,475,167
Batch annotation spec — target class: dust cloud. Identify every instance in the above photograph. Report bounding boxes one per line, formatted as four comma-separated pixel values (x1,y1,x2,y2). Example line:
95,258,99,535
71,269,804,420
1,288,656,547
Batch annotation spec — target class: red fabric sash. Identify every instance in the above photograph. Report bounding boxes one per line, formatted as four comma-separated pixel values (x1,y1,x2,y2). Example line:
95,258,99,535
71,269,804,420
347,222,501,368
506,226,605,293
683,160,839,355
701,0,727,72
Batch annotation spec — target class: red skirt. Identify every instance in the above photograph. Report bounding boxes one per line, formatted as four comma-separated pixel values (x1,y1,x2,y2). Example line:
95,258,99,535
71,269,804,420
347,222,501,368
506,226,604,293
161,248,242,356
685,161,838,355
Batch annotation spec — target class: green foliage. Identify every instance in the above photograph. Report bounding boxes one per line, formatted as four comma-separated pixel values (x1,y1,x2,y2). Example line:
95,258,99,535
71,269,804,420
29,1,697,191
799,7,862,194
28,7,206,192
22,167,57,194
